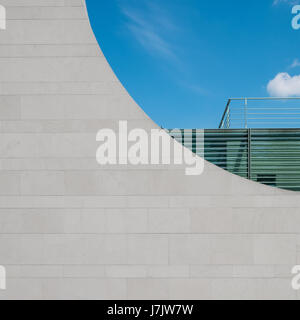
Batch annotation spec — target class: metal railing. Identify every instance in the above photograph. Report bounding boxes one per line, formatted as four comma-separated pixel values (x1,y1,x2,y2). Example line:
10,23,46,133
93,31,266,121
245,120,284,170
166,97,300,191
219,97,300,129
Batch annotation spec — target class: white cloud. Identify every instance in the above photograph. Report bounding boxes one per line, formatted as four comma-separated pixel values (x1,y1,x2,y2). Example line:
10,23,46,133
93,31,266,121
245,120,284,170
290,59,300,68
121,5,179,62
273,0,299,6
120,2,207,96
267,72,300,96
182,82,210,96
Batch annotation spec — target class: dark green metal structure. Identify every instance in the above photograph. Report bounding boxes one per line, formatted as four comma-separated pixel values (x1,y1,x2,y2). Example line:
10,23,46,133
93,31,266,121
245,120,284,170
168,98,300,192
168,128,300,192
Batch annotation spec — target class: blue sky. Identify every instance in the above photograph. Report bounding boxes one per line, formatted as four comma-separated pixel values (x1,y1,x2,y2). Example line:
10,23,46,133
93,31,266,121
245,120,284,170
86,0,300,128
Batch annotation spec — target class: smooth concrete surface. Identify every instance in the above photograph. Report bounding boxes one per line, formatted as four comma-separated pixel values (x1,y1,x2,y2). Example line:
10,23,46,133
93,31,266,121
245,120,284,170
0,0,300,300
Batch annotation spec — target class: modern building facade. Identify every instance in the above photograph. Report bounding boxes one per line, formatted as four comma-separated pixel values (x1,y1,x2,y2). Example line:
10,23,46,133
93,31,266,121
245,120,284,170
168,128,300,191
0,0,300,300
169,98,300,191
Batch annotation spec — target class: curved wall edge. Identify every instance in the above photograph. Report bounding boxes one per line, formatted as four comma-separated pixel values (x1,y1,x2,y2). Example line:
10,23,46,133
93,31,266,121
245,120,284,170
0,0,298,300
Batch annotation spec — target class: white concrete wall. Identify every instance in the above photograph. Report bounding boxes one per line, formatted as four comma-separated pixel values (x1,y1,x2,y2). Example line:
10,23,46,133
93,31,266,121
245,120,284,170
0,0,299,300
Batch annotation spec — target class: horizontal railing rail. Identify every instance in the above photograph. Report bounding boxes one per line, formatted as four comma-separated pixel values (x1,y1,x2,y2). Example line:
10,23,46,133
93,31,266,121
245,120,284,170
219,97,300,129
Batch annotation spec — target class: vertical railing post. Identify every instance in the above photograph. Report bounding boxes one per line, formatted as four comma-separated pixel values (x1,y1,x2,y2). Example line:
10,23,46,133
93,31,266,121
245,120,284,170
227,105,230,129
245,98,248,129
248,128,251,180
192,129,196,154
181,129,185,147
